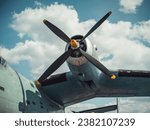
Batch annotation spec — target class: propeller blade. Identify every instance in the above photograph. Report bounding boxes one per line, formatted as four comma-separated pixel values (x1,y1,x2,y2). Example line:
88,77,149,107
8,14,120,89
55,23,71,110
80,49,116,79
43,19,71,43
38,49,73,82
72,105,117,113
80,11,112,42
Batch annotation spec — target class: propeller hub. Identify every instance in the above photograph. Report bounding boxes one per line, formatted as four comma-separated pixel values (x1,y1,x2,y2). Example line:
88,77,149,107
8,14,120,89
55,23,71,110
70,39,79,49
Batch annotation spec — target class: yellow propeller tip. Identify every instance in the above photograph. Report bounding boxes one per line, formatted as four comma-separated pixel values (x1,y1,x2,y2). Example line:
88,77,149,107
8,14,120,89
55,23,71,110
70,39,78,48
111,75,116,80
34,80,41,87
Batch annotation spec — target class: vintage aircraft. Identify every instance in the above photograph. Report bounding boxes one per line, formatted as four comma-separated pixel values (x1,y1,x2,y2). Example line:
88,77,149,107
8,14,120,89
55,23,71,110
0,11,150,113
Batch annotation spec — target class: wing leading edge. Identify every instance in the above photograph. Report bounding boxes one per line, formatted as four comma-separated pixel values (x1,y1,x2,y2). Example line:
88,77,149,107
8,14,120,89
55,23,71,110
40,72,96,107
40,70,150,108
96,70,150,97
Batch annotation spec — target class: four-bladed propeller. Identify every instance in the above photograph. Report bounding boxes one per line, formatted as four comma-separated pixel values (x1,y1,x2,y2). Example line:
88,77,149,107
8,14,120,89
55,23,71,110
37,11,116,84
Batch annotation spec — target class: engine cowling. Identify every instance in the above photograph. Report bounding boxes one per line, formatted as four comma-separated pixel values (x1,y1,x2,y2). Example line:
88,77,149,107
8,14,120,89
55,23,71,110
66,35,93,66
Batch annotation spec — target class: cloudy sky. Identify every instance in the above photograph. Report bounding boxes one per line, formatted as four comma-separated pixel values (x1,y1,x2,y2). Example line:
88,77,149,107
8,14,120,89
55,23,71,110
0,0,150,112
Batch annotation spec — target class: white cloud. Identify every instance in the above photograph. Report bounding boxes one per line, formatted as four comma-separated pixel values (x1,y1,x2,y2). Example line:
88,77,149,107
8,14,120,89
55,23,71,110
10,3,83,43
132,20,150,42
0,40,68,78
34,1,42,7
119,97,150,112
119,0,143,13
90,20,150,70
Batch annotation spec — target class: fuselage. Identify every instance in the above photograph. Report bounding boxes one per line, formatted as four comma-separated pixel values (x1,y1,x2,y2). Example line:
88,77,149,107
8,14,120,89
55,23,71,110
0,56,64,112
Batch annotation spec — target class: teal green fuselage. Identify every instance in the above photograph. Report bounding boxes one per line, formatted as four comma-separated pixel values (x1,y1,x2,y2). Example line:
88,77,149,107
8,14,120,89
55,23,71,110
0,60,63,112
